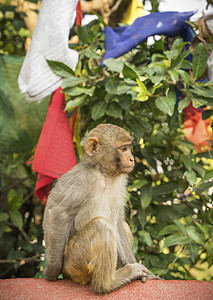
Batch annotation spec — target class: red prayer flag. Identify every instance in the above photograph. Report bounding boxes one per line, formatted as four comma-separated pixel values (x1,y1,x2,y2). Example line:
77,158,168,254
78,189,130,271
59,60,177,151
76,0,83,26
32,87,76,205
184,102,212,152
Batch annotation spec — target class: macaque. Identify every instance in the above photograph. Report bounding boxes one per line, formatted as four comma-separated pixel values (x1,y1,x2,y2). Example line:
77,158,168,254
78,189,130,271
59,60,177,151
43,124,159,294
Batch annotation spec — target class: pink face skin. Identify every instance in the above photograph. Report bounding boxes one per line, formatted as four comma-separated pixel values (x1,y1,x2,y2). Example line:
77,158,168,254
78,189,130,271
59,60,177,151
117,143,134,173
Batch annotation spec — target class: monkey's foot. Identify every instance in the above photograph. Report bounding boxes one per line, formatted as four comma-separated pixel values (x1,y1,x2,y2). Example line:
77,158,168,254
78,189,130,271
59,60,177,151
145,274,165,280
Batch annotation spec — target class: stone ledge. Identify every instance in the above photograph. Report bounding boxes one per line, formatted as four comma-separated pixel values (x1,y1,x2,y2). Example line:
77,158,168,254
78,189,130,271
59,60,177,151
0,278,212,300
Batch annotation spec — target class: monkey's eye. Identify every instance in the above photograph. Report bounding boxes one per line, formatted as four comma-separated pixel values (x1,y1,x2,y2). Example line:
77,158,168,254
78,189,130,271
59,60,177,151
121,146,127,152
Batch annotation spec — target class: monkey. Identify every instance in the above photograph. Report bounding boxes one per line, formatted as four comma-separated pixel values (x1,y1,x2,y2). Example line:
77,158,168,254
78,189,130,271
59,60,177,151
43,124,160,294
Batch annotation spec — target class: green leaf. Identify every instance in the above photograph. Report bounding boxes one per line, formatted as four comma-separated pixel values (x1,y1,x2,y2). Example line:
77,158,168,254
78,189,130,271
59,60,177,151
106,102,123,119
117,83,131,94
165,38,188,61
0,212,9,222
185,170,196,185
192,98,208,108
65,95,87,111
171,38,188,52
200,171,213,182
191,85,213,98
136,79,148,93
134,92,149,102
162,234,193,248
118,95,132,110
149,74,167,85
151,82,163,95
18,28,31,38
155,96,174,116
208,254,213,267
165,51,177,63
152,182,179,195
0,222,6,237
195,222,209,238
207,241,213,255
140,185,152,210
178,97,190,113
197,181,213,194
131,179,148,189
105,78,132,95
91,101,108,120
9,211,23,230
137,209,146,228
128,118,145,139
192,43,208,80
62,77,86,88
138,230,153,247
187,244,199,263
182,155,195,171
168,69,179,84
158,224,179,236
77,25,89,44
152,53,166,62
104,58,124,73
122,63,138,80
202,109,213,120
64,86,95,97
186,226,205,245
4,225,12,233
170,49,190,70
193,164,205,178
173,219,187,235
132,236,139,254
167,87,177,105
7,248,22,260
46,60,75,77
105,78,120,94
8,189,23,211
133,78,150,102
179,70,191,87
149,268,168,276
83,49,100,59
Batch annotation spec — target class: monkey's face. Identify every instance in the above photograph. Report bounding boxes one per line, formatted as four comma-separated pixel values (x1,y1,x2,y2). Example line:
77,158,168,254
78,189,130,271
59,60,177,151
84,124,135,176
116,143,134,173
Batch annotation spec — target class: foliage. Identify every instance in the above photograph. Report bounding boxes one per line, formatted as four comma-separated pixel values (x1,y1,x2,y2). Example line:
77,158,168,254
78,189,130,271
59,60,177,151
0,0,44,279
48,18,213,280
0,154,44,279
143,0,160,12
0,0,40,55
0,3,28,55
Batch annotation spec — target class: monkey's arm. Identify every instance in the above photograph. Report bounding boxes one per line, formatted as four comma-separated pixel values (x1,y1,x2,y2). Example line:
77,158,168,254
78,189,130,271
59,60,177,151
117,221,137,266
43,204,73,280
118,221,163,280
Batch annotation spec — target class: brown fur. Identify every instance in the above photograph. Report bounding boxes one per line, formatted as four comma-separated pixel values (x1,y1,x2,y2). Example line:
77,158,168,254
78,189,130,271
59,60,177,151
43,124,160,294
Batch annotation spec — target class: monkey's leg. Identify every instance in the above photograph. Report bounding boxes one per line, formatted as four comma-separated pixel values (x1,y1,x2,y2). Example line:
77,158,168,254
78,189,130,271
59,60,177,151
62,217,149,294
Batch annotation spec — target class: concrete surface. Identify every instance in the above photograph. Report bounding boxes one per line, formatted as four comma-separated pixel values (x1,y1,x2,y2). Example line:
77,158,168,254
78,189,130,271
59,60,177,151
0,278,212,300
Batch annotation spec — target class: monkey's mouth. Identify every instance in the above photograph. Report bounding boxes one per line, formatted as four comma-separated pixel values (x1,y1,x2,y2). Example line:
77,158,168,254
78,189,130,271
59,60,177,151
122,165,134,172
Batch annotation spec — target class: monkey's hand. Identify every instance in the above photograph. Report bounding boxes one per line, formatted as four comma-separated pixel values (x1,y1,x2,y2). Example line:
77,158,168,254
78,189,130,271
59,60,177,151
139,264,164,282
133,264,162,283
44,265,61,281
129,263,151,283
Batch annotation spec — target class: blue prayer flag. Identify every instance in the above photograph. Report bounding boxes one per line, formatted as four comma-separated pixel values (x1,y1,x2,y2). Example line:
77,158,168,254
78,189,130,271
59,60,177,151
101,11,195,65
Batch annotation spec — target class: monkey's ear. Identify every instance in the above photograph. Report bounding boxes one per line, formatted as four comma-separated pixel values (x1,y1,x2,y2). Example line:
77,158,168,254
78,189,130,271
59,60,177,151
85,137,100,156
